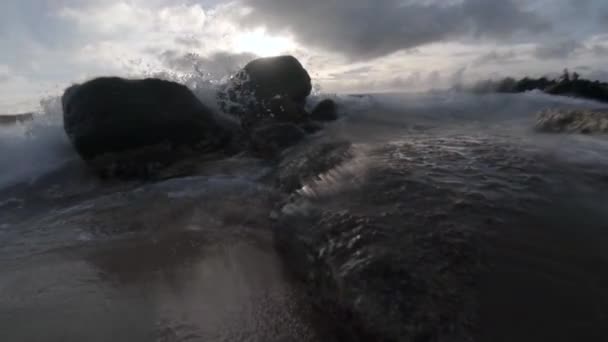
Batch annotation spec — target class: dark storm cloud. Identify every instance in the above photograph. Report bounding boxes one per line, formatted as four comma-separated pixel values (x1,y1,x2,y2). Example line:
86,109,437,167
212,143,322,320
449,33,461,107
473,50,519,66
591,44,608,56
586,69,608,82
533,38,608,60
600,11,608,27
238,0,549,60
534,40,584,59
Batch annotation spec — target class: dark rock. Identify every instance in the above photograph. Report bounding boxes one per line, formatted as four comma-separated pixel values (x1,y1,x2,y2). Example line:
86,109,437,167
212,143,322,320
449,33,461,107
62,77,233,176
240,55,312,106
250,123,307,158
240,96,310,131
221,56,312,130
545,79,608,103
311,99,338,122
299,121,323,134
471,73,608,103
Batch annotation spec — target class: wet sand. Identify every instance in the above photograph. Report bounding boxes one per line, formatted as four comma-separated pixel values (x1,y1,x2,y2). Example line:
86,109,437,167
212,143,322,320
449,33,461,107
0,230,329,342
0,173,333,342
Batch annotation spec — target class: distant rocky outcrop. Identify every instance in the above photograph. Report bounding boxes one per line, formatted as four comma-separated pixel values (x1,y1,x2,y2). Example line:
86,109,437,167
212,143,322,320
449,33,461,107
536,108,608,134
0,113,34,126
544,79,608,103
62,77,234,177
470,70,608,103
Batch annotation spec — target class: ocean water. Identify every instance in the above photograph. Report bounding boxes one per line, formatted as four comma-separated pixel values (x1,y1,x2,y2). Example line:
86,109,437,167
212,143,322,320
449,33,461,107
1,83,608,341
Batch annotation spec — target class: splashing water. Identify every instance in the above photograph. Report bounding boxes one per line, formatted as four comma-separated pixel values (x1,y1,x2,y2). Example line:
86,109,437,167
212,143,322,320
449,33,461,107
3,76,608,341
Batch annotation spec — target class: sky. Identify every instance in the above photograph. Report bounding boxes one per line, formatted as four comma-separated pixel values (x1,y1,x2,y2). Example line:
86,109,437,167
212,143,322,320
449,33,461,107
1,0,608,112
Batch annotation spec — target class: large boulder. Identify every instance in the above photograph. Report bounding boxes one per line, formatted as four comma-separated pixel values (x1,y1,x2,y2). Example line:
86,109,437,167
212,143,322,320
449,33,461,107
62,77,234,177
221,56,313,130
239,55,312,106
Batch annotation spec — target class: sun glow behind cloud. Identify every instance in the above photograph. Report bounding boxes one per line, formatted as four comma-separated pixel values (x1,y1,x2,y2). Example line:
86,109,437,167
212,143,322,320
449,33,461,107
233,28,295,57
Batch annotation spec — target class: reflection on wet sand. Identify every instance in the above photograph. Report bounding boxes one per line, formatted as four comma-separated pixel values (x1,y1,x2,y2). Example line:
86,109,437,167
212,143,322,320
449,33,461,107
2,232,327,342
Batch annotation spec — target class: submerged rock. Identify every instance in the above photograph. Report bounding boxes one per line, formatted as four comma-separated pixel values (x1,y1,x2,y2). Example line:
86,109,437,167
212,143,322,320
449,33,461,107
299,121,323,134
250,123,307,158
311,99,339,122
536,108,608,134
62,77,234,177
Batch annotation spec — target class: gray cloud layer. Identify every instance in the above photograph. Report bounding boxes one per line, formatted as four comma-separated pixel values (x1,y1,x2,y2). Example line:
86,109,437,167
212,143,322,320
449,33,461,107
601,11,608,27
2,0,608,111
534,40,584,59
473,50,520,66
238,0,550,60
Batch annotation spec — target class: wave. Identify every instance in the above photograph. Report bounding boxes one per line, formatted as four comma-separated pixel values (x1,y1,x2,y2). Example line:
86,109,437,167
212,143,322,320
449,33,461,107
0,97,75,188
1,71,608,191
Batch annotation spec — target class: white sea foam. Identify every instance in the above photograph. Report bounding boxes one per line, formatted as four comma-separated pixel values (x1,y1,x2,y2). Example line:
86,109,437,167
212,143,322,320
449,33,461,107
0,96,75,188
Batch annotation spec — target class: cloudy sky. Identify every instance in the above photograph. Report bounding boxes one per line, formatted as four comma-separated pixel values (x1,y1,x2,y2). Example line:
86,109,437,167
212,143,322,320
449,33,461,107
1,0,608,112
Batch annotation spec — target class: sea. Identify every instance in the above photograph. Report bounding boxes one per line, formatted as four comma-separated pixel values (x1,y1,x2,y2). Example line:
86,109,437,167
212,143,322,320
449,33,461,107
1,79,608,341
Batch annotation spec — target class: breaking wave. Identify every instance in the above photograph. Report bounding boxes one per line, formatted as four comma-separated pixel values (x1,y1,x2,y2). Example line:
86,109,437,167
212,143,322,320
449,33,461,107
1,70,608,190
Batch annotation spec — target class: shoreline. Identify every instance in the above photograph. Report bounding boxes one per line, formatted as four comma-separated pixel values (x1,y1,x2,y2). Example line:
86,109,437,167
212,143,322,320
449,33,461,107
0,113,34,125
